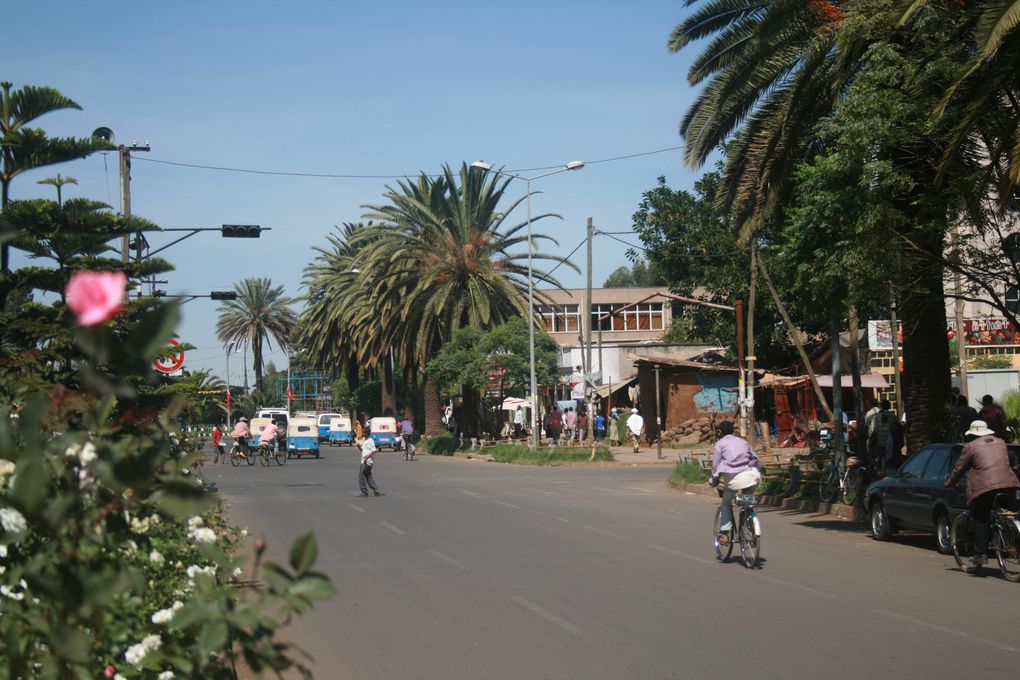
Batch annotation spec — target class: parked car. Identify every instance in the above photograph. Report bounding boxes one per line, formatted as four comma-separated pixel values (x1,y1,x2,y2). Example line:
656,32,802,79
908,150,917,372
865,442,1020,554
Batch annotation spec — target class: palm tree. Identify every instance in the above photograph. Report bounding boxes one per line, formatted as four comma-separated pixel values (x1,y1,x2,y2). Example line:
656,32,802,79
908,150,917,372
215,278,297,390
1,82,113,273
355,163,576,435
669,2,973,450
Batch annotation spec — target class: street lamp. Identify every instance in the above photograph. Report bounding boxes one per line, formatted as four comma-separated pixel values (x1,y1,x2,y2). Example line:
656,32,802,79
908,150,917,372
470,159,585,448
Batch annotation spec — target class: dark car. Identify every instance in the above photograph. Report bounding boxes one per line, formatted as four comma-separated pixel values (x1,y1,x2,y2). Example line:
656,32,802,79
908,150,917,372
865,443,1020,553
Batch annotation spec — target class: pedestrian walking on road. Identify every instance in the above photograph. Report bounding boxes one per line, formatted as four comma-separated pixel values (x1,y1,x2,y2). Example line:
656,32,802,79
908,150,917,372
358,437,383,497
608,408,620,446
627,408,644,453
211,425,224,464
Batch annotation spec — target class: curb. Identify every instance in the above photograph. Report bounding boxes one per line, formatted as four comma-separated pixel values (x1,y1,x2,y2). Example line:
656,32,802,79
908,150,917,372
671,482,867,522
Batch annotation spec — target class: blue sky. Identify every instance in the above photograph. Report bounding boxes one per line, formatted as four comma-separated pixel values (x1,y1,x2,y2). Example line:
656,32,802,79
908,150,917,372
8,0,705,379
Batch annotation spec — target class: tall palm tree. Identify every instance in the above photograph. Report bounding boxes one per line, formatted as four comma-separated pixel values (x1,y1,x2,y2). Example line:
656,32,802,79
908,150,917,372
0,82,112,273
215,278,297,390
670,1,973,450
355,163,575,435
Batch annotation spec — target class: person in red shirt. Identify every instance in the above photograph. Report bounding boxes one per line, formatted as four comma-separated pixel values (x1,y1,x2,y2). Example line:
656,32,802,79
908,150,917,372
212,425,224,463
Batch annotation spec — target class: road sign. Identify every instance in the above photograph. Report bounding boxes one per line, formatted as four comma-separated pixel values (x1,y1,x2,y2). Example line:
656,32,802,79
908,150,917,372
154,339,185,374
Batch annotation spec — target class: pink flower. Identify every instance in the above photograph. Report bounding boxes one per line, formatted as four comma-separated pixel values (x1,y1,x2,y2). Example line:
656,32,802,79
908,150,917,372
65,271,128,327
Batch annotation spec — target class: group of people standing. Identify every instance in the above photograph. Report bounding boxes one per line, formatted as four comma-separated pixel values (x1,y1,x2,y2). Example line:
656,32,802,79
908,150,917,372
530,404,644,451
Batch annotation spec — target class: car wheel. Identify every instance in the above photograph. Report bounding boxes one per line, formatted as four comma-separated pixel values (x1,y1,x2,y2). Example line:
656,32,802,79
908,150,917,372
935,511,952,554
871,499,893,541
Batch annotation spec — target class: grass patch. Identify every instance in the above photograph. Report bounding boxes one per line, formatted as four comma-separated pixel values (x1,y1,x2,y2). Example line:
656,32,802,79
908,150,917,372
486,444,614,465
425,434,462,455
668,461,711,488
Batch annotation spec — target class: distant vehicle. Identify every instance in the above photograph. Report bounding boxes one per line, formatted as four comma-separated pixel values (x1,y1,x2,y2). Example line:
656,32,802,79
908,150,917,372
318,412,344,441
865,443,1020,554
287,416,320,459
369,417,400,450
327,416,354,446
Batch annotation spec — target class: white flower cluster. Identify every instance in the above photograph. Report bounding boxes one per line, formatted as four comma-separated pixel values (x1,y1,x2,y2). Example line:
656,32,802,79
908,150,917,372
187,516,216,544
64,441,97,466
0,507,27,535
124,633,162,667
186,564,216,581
0,459,14,487
158,671,175,680
0,578,27,601
149,550,165,566
130,513,159,535
150,600,183,625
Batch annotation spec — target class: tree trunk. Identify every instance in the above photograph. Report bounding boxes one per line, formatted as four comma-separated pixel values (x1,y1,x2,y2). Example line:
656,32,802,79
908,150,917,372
253,337,263,391
900,264,952,453
423,371,443,437
461,384,481,438
381,352,396,416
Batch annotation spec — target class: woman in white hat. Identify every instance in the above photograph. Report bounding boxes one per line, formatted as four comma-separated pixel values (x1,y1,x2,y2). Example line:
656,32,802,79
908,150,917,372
945,420,1020,570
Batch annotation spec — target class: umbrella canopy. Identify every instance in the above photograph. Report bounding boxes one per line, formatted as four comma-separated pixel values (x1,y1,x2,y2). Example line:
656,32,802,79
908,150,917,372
501,397,531,411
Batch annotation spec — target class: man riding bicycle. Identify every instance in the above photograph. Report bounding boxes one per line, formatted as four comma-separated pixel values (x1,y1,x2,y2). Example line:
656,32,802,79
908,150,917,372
709,420,762,546
399,413,416,461
230,417,252,452
259,420,281,452
944,420,1020,569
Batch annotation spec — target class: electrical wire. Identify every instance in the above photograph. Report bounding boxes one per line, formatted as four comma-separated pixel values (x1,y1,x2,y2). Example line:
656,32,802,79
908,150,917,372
536,237,587,283
132,146,684,181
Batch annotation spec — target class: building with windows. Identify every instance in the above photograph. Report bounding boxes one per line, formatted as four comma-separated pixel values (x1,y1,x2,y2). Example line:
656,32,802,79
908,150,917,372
535,287,720,394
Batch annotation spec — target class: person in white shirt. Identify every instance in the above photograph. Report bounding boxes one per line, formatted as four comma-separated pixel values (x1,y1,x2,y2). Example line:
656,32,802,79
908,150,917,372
358,437,383,497
513,406,524,439
627,408,645,453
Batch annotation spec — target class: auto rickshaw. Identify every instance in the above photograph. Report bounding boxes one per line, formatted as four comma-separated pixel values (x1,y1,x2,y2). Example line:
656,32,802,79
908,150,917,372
287,415,320,459
327,415,354,446
318,412,343,441
369,416,400,450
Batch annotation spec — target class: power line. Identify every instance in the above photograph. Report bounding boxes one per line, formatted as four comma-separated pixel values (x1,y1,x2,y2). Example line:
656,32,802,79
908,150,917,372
131,146,684,181
538,237,587,282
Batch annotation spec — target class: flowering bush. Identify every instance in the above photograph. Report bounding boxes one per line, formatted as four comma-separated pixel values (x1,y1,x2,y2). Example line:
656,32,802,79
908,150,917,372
0,286,333,678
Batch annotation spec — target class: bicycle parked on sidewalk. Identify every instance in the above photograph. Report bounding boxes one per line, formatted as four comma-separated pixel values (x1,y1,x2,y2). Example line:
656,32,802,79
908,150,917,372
950,492,1020,580
713,493,762,568
819,453,870,505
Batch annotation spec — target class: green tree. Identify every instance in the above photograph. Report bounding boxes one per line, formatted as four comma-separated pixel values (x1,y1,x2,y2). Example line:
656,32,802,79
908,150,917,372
1,81,112,274
346,163,575,436
602,260,664,288
215,278,297,390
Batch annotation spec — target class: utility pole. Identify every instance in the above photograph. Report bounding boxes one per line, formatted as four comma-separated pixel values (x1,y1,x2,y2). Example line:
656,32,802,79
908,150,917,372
747,242,758,449
654,365,663,460
586,218,595,455
736,299,746,438
953,229,968,398
830,279,844,457
890,297,904,416
118,141,150,264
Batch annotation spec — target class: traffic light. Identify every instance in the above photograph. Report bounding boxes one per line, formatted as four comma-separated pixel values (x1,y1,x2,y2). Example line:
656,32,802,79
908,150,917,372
220,224,262,238
210,291,237,301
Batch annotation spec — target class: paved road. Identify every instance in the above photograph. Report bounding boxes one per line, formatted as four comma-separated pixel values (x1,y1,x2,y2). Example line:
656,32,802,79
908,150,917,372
205,447,1020,680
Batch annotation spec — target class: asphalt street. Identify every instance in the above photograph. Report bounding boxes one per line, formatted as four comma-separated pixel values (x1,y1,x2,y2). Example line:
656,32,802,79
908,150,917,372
205,446,1020,680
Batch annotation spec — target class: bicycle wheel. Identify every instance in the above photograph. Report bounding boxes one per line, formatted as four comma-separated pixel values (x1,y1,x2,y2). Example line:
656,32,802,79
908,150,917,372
951,513,978,574
713,507,734,561
230,445,242,467
994,518,1020,582
274,448,286,465
842,468,864,506
739,512,761,568
259,446,271,466
245,450,256,466
818,463,838,503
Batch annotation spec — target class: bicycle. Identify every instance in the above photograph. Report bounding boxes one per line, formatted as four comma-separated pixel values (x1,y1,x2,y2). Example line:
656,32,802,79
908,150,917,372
229,440,256,467
401,433,416,461
258,441,286,466
818,454,869,505
950,493,1020,581
713,492,762,568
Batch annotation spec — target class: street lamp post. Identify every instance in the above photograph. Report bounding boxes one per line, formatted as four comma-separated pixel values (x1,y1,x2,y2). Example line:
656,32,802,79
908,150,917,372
470,160,584,449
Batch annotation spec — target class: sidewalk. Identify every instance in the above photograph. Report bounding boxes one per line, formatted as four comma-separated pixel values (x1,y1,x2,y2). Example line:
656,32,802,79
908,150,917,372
606,443,694,465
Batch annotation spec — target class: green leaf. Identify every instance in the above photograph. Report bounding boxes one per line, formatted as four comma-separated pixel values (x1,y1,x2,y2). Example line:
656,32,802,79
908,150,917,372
11,454,48,514
153,480,214,519
197,620,228,659
288,532,318,576
260,563,294,593
49,624,89,662
131,302,181,360
289,573,336,601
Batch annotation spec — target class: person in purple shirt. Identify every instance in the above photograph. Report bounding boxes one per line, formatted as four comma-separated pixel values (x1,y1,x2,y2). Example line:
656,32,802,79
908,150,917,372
709,420,761,545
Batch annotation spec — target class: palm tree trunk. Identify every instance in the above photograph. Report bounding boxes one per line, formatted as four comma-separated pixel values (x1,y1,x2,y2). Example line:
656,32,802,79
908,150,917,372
381,351,396,416
423,371,443,437
253,336,264,390
901,268,952,453
461,384,481,438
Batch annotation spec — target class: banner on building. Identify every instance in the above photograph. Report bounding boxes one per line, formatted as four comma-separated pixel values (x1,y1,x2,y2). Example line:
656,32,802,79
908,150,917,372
869,318,1020,350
